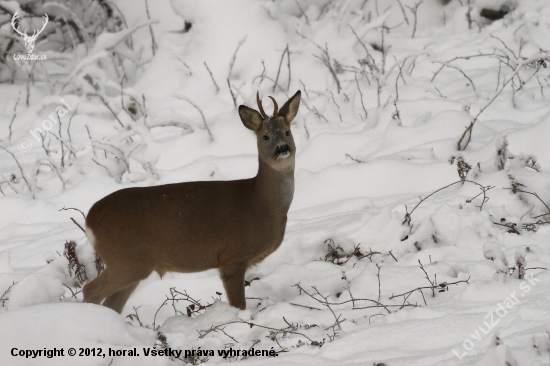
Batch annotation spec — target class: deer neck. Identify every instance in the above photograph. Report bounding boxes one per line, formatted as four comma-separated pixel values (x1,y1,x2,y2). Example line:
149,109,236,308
253,158,295,213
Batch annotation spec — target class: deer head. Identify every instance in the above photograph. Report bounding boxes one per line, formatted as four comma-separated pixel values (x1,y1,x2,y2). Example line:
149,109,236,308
12,11,48,54
239,91,301,171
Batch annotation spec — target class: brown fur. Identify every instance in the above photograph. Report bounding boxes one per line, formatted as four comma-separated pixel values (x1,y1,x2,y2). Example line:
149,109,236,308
82,91,301,313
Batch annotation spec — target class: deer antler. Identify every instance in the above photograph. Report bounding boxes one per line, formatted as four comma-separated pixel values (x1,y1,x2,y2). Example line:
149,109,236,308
32,14,48,38
256,91,268,119
11,11,28,37
268,96,278,118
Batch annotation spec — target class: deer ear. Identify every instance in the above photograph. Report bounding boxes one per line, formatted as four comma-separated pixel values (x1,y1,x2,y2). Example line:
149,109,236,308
239,105,263,130
278,91,301,123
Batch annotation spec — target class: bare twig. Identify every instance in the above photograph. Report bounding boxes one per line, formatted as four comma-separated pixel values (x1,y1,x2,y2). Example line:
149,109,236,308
227,79,237,107
354,74,368,120
356,248,382,261
504,188,550,213
8,93,21,141
289,302,322,310
62,283,82,299
176,97,213,141
407,1,424,38
173,53,193,76
376,264,382,302
144,0,156,56
66,103,79,144
90,94,125,128
348,25,377,69
294,0,310,26
70,218,86,234
0,281,15,307
127,306,145,327
390,275,469,305
273,45,290,92
520,205,536,220
64,240,88,284
490,35,518,59
25,63,36,107
293,283,403,314
458,55,547,150
198,320,316,343
434,61,477,95
286,45,292,91
0,146,33,198
403,180,493,226
396,0,409,24
313,52,342,93
431,52,498,82
56,109,65,169
417,260,435,297
204,62,219,92
228,36,247,79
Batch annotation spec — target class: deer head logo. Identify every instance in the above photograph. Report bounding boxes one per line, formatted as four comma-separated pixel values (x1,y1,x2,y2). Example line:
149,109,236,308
11,11,48,54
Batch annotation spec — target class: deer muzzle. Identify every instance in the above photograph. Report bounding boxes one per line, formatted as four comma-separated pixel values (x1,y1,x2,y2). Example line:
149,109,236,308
275,144,291,159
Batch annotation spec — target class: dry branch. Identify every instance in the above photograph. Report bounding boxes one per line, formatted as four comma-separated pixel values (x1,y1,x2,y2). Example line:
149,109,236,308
390,261,470,305
273,45,290,92
0,281,15,307
143,0,157,56
297,31,342,93
228,36,247,79
89,93,125,129
198,319,317,344
227,79,237,107
294,0,310,26
8,93,21,141
204,62,219,93
0,146,33,198
504,188,550,214
407,1,424,38
59,206,86,220
434,61,477,95
354,74,368,120
64,240,88,284
403,179,494,227
458,55,548,150
176,97,213,141
293,283,412,315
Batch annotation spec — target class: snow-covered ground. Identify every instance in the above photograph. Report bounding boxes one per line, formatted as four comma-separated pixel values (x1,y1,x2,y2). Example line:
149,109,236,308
1,0,550,364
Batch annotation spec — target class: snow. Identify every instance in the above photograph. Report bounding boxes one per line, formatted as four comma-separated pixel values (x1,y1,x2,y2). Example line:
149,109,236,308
2,0,550,365
6,273,64,310
0,303,160,366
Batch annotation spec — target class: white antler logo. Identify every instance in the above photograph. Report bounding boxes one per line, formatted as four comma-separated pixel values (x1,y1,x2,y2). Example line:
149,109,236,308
11,11,48,54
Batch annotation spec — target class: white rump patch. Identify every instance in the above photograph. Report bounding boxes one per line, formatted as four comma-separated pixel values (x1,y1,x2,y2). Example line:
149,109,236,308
86,225,96,247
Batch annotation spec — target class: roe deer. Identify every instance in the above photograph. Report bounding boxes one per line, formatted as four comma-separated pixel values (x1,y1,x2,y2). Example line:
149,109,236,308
83,91,301,313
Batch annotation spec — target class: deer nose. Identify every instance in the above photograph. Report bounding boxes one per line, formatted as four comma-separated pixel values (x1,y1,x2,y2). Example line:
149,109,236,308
275,144,291,156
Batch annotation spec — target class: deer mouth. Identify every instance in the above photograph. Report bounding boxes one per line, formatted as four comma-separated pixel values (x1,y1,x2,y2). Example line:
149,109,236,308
275,145,291,159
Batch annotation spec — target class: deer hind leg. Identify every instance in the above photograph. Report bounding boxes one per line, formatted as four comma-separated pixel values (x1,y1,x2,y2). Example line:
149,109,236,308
102,282,139,314
219,264,247,310
83,265,152,312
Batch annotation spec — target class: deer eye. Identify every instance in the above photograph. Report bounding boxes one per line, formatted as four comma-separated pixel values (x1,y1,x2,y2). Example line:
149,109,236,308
263,135,270,140
286,131,290,136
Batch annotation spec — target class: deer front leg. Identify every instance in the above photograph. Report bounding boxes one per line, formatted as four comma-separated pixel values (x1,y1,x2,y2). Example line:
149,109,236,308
220,264,247,310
